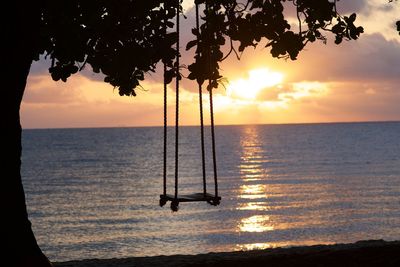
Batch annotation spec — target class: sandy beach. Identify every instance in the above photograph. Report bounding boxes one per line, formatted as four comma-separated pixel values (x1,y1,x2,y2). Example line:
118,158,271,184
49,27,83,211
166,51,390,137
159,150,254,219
54,240,399,267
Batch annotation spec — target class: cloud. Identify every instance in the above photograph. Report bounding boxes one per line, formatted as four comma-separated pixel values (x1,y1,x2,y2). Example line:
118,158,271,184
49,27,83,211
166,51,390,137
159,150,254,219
21,72,203,128
356,0,400,38
29,57,51,76
182,0,195,13
290,80,400,122
222,80,400,125
256,85,285,102
282,0,368,25
336,0,368,14
296,33,400,82
21,100,163,129
224,32,400,84
361,0,396,15
24,75,84,104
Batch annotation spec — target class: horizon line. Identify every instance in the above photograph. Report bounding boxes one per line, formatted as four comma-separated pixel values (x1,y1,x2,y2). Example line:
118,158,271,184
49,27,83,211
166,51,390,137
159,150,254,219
22,119,400,130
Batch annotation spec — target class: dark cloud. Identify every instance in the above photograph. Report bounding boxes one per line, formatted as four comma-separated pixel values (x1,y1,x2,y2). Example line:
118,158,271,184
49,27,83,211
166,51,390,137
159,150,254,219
293,81,400,122
282,0,368,20
336,0,368,14
285,33,400,82
29,56,51,76
29,55,107,83
79,66,106,82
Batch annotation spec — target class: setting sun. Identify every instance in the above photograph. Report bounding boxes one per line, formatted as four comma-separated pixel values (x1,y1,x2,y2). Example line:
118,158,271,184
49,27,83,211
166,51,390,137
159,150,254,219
227,68,284,100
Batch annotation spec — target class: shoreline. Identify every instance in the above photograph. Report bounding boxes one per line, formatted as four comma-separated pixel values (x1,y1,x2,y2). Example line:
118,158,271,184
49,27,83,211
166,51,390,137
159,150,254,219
55,240,400,267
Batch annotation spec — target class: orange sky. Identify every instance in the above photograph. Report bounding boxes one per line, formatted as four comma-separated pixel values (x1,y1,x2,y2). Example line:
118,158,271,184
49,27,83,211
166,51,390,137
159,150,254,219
21,0,400,128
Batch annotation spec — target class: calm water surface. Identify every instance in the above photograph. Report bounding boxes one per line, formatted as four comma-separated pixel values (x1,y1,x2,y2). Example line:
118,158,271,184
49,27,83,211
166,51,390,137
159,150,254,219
21,122,400,261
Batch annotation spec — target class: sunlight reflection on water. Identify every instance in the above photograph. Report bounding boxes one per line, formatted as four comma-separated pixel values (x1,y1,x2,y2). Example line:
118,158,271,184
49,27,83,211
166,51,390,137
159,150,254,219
21,123,400,261
238,215,274,232
236,126,275,244
235,242,274,251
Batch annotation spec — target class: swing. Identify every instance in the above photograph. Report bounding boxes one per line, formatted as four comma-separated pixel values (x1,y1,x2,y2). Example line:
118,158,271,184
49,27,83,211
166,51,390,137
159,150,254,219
159,1,221,211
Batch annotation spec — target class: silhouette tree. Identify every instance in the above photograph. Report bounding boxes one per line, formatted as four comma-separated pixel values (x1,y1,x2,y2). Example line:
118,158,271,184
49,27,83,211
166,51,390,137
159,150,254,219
4,1,363,265
390,0,400,34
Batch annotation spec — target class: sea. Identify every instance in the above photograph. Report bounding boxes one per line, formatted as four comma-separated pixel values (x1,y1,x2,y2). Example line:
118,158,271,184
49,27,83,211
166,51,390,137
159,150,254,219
21,122,400,262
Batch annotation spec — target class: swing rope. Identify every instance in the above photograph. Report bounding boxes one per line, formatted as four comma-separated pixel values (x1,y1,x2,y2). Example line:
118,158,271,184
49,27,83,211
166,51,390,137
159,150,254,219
209,83,219,200
206,1,219,205
162,4,169,198
160,0,220,211
196,3,207,197
163,43,167,197
173,0,181,208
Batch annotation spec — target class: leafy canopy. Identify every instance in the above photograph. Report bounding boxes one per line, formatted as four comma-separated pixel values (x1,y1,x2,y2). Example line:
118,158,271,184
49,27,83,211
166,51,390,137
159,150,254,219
35,0,363,96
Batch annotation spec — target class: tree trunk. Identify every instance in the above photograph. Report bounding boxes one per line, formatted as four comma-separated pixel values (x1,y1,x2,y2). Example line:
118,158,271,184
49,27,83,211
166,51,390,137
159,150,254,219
2,3,51,265
2,45,40,257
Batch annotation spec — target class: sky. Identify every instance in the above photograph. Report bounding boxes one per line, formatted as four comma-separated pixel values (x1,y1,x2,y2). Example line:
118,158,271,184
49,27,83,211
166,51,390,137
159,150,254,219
21,0,400,129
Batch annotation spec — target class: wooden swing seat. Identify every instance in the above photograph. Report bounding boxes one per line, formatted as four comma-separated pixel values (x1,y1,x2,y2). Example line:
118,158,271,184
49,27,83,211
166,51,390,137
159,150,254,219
160,193,221,203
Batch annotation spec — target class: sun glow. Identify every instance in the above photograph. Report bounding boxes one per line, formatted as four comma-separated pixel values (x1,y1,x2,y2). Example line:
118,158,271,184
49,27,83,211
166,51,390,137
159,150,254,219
227,68,284,100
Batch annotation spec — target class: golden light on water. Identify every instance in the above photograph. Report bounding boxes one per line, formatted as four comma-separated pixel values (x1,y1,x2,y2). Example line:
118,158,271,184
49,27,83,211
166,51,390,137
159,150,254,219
236,126,275,235
238,126,266,182
235,243,274,251
239,184,268,199
236,201,270,211
238,215,274,232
